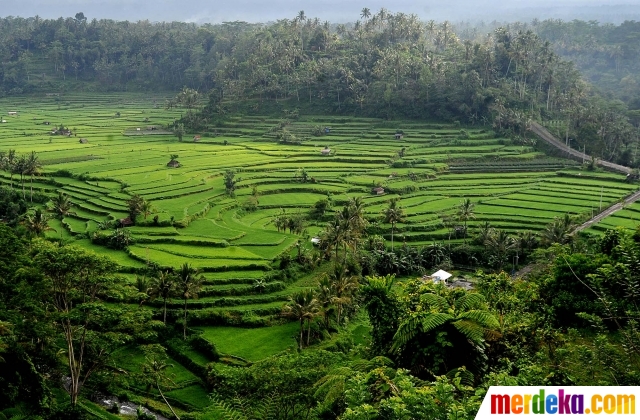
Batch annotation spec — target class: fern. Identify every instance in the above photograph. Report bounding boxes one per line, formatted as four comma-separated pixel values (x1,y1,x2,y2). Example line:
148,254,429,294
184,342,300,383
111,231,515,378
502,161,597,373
452,319,485,343
254,392,279,420
458,309,500,329
420,293,448,312
446,367,475,387
454,293,485,312
209,393,248,420
420,313,453,334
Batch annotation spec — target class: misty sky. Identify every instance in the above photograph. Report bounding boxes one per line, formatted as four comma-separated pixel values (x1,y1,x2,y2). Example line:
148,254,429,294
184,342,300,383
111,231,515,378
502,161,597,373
2,0,640,24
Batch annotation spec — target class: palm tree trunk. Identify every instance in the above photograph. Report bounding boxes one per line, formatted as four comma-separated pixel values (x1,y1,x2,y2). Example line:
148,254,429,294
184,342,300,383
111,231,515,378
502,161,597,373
391,224,394,251
306,319,311,346
157,383,180,420
183,298,188,340
163,298,167,324
30,175,34,202
299,319,304,350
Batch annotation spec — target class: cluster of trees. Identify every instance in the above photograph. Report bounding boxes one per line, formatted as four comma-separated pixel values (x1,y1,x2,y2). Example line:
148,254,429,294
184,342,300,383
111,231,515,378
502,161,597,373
530,19,640,113
208,222,640,419
0,226,160,414
0,150,42,202
1,12,637,164
282,263,360,350
125,193,153,223
272,209,306,235
0,15,225,93
137,263,204,339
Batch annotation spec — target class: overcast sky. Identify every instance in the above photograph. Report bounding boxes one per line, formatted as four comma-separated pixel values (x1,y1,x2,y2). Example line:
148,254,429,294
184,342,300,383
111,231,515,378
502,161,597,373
2,0,640,24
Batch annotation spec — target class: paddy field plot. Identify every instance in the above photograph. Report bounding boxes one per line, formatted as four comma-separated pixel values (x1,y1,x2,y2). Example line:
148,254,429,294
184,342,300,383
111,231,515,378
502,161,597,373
1,93,638,332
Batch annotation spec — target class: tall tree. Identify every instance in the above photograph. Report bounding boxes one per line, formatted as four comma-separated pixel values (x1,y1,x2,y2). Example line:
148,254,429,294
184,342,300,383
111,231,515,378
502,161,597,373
392,282,500,378
148,270,175,324
23,208,54,237
25,151,41,202
282,289,319,349
34,243,125,406
177,263,203,340
139,345,181,420
48,191,74,220
383,198,404,251
457,198,475,243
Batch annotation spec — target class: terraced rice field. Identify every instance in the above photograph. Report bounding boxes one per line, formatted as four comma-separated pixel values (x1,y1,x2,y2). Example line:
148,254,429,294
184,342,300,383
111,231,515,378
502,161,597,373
0,93,638,342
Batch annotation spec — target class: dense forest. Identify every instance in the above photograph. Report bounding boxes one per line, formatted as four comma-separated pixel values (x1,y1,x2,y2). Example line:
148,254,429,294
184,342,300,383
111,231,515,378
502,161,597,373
0,12,639,164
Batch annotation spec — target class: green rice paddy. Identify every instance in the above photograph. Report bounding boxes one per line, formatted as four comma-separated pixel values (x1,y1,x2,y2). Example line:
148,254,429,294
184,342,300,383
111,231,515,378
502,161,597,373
1,92,638,366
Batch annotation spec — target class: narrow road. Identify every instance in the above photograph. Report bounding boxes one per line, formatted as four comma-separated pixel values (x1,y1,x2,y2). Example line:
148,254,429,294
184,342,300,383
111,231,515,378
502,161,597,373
572,188,640,233
529,122,632,175
511,123,640,278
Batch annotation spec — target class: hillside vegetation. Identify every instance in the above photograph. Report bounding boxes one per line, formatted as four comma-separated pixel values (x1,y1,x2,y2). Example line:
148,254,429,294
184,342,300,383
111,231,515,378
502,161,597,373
0,11,639,165
0,10,640,420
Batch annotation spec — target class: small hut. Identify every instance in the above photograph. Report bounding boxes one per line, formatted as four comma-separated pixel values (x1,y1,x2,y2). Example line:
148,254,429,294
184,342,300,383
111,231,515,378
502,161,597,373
79,138,88,144
193,135,201,142
371,186,385,195
321,147,331,155
8,111,17,116
425,269,452,284
394,133,404,140
118,217,134,227
167,159,181,168
43,121,51,125
311,237,321,246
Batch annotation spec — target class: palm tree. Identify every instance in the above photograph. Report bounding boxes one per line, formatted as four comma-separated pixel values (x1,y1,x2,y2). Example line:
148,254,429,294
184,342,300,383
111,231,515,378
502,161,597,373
346,197,367,250
473,221,493,250
177,263,203,340
140,199,154,220
321,216,345,262
23,208,55,237
517,230,538,255
457,198,475,243
282,289,319,350
330,264,359,326
140,346,181,420
316,276,335,330
25,151,41,202
15,155,27,200
49,191,74,219
3,150,16,188
422,241,447,268
485,229,516,270
361,7,371,20
149,271,176,324
540,214,576,246
383,198,404,251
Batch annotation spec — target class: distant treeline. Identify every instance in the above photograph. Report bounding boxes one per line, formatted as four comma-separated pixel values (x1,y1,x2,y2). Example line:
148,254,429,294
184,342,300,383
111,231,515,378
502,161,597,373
0,11,638,165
